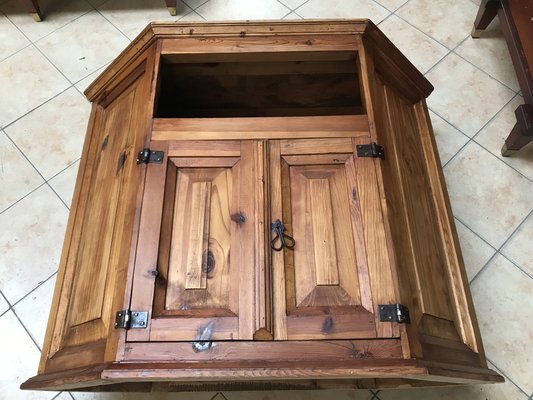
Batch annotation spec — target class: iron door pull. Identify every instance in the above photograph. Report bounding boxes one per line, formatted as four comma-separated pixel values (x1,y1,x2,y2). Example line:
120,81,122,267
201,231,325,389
271,219,296,251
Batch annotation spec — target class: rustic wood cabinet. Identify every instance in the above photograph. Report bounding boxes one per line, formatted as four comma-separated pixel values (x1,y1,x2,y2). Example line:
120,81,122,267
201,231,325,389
22,20,504,392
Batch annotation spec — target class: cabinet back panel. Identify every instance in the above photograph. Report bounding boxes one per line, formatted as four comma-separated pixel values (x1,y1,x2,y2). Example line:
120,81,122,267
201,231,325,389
156,59,363,118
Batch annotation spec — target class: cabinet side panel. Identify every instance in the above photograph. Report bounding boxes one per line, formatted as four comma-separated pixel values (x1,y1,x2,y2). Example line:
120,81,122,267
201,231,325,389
36,50,156,376
370,75,484,367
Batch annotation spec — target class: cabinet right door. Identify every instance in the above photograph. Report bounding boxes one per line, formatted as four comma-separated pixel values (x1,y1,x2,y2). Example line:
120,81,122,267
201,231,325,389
269,138,395,340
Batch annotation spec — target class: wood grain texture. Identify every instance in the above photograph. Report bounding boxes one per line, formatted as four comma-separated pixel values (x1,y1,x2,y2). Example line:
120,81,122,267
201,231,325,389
151,115,370,141
269,139,381,340
29,20,500,391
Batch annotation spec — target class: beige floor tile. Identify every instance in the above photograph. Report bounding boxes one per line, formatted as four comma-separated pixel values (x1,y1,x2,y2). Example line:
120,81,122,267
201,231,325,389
56,393,74,400
374,0,408,11
396,0,478,49
455,218,496,281
98,0,192,40
455,20,519,92
0,0,92,42
378,15,448,74
379,376,527,400
196,0,290,20
5,87,89,180
74,63,109,92
0,293,8,314
501,212,533,277
0,13,29,61
278,0,307,10
227,390,372,399
426,53,514,137
14,274,56,348
474,95,533,181
0,46,70,127
178,10,205,21
0,130,44,212
444,141,533,248
471,254,533,394
35,10,130,82
428,110,469,165
49,160,80,208
297,0,389,22
0,185,67,304
0,311,57,399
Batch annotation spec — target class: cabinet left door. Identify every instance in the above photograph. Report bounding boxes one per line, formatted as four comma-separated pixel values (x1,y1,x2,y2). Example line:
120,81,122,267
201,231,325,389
127,140,270,342
35,49,158,379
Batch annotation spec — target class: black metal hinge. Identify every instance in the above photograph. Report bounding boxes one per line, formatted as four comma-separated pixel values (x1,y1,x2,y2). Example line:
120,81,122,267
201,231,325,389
378,304,410,324
356,142,385,159
114,310,148,329
136,148,164,164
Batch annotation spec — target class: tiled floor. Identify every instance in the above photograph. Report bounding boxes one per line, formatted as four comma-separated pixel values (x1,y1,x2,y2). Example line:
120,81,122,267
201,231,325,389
0,0,531,399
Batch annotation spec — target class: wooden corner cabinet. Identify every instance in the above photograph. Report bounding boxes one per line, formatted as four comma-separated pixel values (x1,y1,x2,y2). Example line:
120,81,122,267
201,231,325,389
22,20,504,392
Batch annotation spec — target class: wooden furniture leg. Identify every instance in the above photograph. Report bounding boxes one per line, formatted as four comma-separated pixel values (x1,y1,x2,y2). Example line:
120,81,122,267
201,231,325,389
471,0,500,37
502,104,533,156
19,0,42,21
164,0,177,16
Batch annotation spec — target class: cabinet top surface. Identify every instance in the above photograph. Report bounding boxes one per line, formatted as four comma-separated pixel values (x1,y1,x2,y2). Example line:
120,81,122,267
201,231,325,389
85,19,432,102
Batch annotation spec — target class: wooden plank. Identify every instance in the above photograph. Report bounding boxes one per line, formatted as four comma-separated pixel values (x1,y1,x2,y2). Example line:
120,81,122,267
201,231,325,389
167,140,241,157
160,35,359,58
184,181,211,290
127,141,169,342
415,100,486,361
282,154,351,166
123,339,403,362
280,138,354,155
149,317,238,341
357,45,402,341
269,141,287,340
310,179,339,286
170,157,240,168
152,115,371,141
351,135,397,338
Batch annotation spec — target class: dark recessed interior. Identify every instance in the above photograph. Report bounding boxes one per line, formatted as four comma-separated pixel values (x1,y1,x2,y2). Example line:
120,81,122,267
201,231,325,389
155,53,364,118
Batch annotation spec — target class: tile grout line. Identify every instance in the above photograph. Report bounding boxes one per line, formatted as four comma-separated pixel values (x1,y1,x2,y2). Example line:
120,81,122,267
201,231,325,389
273,0,293,13
373,0,408,13
1,84,73,131
10,272,59,311
292,0,313,14
485,355,532,398
470,208,533,284
451,48,520,94
439,93,526,175
4,8,94,86
11,307,44,351
1,2,94,48
92,6,135,43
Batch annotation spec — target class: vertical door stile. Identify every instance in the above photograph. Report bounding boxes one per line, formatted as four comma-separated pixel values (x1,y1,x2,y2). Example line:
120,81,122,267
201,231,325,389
269,140,288,340
127,141,169,342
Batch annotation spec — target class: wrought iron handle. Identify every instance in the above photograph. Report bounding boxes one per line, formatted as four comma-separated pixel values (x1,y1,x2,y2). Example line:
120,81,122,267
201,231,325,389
271,219,295,251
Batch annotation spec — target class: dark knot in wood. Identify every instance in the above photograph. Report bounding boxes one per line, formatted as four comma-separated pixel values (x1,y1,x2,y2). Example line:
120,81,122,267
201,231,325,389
231,212,246,224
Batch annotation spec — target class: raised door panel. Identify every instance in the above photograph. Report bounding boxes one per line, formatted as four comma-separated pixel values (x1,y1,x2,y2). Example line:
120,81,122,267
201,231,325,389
128,140,268,342
270,138,392,340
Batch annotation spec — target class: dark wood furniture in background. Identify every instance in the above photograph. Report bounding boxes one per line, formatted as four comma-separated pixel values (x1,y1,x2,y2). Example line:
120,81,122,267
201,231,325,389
472,0,533,156
20,0,178,21
22,20,503,392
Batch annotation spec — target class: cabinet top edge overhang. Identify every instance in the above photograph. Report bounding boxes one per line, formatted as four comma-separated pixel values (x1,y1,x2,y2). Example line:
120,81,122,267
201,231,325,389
84,19,433,103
